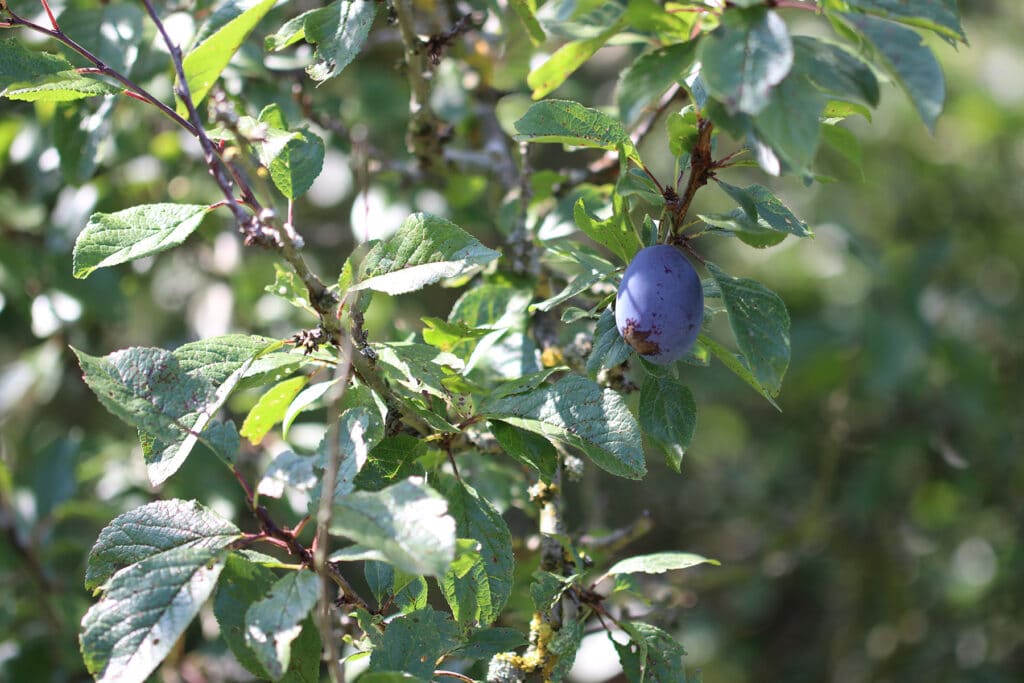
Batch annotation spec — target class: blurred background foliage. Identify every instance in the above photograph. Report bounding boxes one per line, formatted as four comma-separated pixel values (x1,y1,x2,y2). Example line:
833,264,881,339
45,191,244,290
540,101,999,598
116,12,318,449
0,0,1022,681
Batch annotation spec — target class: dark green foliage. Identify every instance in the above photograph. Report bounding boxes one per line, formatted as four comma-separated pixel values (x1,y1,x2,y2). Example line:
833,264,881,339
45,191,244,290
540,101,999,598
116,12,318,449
1,1,1010,683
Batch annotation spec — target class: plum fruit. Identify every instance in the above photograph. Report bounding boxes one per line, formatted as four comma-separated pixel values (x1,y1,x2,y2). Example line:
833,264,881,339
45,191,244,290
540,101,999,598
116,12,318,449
615,245,703,365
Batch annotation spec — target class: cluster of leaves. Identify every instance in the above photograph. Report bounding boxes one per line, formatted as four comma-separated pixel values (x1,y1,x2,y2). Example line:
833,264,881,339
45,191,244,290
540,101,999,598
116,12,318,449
0,0,965,681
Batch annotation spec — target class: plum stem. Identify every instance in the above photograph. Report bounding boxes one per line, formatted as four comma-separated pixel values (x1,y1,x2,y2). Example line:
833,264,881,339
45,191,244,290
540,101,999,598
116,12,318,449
668,117,715,241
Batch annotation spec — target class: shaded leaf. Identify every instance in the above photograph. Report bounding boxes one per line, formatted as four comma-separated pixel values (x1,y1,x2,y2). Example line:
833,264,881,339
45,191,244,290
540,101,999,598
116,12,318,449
617,42,699,128
245,571,320,679
331,479,456,577
0,38,72,91
615,622,687,683
368,608,461,679
80,547,226,683
698,7,793,115
639,376,696,473
845,0,966,44
215,554,321,682
840,12,945,132
587,307,632,375
490,420,558,479
435,475,515,627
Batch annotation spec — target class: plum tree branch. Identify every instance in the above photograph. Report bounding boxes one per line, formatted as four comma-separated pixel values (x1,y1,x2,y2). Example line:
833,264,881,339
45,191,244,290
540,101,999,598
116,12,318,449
668,117,715,241
392,0,448,168
314,341,355,683
0,4,197,135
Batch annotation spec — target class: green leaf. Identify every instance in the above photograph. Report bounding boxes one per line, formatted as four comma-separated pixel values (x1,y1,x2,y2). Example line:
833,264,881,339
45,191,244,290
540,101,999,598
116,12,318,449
173,334,281,384
481,374,646,479
264,129,326,200
754,69,828,172
421,317,490,354
449,284,532,330
587,307,632,375
302,0,379,82
353,435,428,492
573,197,642,264
54,98,116,183
698,7,793,115
359,674,430,683
793,36,879,107
624,0,696,41
844,0,966,44
56,4,145,75
615,621,687,683
699,333,780,409
457,627,528,660
531,570,571,612
282,379,339,437
510,0,547,45
80,547,226,683
72,203,211,279
707,263,790,396
549,618,584,682
266,263,318,316
75,344,260,484
713,181,812,239
215,554,321,682
527,19,626,100
245,570,320,680
331,479,457,577
602,551,719,582
353,213,500,295
179,0,278,111
241,376,309,445
514,99,640,163
373,342,464,401
617,42,698,128
85,499,240,591
537,0,627,40
490,420,558,479
73,346,216,450
700,209,786,248
840,12,945,133
3,71,119,101
666,105,700,157
310,406,385,507
434,475,515,628
368,608,461,679
257,449,318,499
639,376,696,473
822,122,863,172
0,38,72,92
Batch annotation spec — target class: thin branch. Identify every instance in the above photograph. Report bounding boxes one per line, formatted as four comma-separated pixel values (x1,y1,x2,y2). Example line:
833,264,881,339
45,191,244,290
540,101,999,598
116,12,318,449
0,7,196,135
668,117,715,240
769,0,821,12
392,0,448,167
434,671,476,683
556,84,685,196
314,340,355,683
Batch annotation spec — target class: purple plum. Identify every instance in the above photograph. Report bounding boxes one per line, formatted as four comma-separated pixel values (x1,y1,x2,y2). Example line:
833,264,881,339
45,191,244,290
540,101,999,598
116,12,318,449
615,245,703,365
